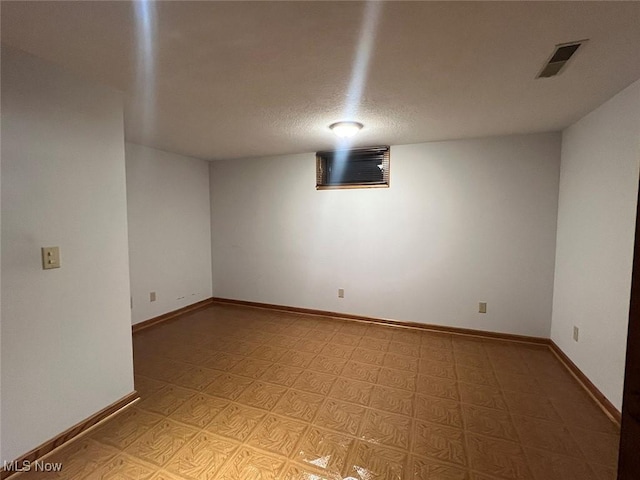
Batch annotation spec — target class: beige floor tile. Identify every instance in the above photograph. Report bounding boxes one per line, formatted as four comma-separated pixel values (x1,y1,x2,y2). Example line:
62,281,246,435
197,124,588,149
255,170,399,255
454,352,492,370
281,462,335,480
343,440,408,480
589,462,618,480
466,434,533,480
419,359,457,380
230,357,272,379
455,366,499,388
569,427,620,468
393,330,422,345
307,354,348,375
493,371,541,395
294,339,327,354
524,447,598,480
420,334,453,350
203,404,266,442
360,409,413,450
414,395,463,428
462,404,519,442
321,343,354,359
125,419,199,467
171,394,229,429
90,407,164,449
384,352,419,372
363,326,395,341
95,453,157,480
293,370,337,395
163,432,237,480
45,439,120,479
135,375,169,398
42,303,620,480
202,351,244,372
412,420,467,467
332,333,362,347
502,390,562,422
293,427,354,477
511,415,582,458
341,360,381,384
269,335,300,349
452,339,486,354
149,470,190,480
358,336,389,352
216,446,286,480
420,346,455,362
272,389,325,422
458,383,507,411
377,367,417,391
136,385,196,417
246,414,307,456
259,363,303,387
314,399,366,436
203,373,253,400
329,377,373,406
370,385,414,416
172,365,220,391
551,397,621,435
278,349,317,368
410,454,470,479
351,347,386,366
416,375,459,401
236,381,287,410
388,341,421,357
222,340,259,357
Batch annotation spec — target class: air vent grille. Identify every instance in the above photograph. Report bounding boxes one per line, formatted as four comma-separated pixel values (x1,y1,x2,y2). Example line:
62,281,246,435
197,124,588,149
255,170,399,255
537,41,586,78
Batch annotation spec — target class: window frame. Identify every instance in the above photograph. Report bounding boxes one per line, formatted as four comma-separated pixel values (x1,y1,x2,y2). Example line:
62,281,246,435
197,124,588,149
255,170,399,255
315,145,390,190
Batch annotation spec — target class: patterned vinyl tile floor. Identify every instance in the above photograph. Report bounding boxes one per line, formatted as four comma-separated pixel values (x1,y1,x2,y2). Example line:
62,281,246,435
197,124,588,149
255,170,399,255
15,304,620,479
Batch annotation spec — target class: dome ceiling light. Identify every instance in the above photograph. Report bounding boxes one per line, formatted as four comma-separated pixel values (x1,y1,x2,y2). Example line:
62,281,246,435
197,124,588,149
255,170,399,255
329,121,363,138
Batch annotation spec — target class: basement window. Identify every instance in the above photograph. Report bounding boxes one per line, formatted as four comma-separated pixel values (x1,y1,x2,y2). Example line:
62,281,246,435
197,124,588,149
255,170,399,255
316,146,390,189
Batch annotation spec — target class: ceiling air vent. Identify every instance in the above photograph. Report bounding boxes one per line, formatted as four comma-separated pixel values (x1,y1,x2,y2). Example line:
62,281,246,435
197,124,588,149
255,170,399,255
537,40,586,78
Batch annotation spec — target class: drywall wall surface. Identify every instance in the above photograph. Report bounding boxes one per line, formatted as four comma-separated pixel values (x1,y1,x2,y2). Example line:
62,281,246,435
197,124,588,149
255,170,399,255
551,79,640,411
1,47,134,462
126,143,213,324
210,132,561,337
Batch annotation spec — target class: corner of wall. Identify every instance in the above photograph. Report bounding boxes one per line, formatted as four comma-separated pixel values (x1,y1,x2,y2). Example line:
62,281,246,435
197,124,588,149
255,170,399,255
551,78,640,411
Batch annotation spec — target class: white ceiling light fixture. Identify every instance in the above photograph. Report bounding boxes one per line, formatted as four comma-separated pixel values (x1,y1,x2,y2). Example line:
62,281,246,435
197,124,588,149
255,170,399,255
329,121,363,138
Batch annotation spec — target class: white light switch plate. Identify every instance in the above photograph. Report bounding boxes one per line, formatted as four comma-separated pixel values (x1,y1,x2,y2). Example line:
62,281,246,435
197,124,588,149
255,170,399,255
42,247,61,269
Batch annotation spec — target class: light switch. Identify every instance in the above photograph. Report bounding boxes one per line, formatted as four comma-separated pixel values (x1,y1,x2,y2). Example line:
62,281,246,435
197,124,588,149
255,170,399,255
42,247,61,270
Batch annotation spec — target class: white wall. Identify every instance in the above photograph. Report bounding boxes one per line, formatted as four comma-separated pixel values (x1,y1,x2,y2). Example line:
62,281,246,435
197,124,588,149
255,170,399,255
126,143,213,325
551,79,640,411
210,133,561,337
1,47,134,462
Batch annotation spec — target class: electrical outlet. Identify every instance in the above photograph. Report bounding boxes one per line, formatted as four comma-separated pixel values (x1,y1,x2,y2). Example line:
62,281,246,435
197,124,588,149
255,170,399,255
573,326,579,342
338,288,344,298
479,302,487,314
150,292,156,302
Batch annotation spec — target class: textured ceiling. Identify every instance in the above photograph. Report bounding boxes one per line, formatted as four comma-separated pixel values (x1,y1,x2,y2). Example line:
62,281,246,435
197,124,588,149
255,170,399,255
3,1,640,160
